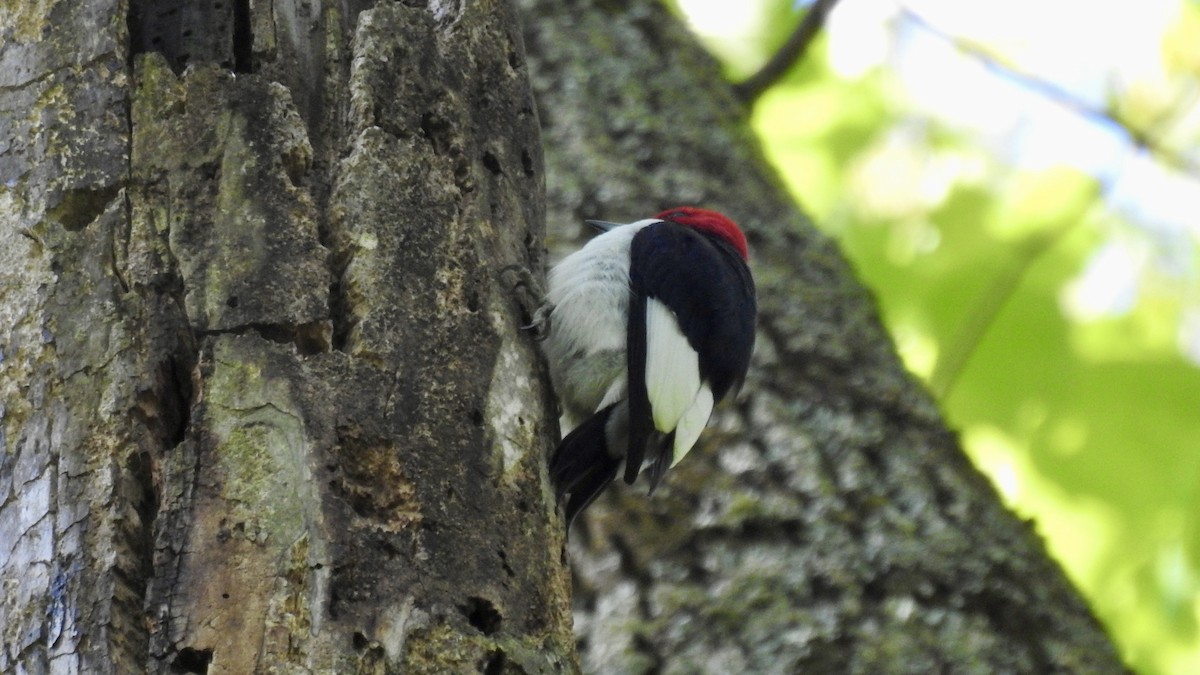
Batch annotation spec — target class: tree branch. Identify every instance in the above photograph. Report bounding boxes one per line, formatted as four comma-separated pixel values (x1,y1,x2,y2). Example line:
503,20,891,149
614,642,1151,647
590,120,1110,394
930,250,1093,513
929,215,1083,399
733,0,842,105
899,6,1200,179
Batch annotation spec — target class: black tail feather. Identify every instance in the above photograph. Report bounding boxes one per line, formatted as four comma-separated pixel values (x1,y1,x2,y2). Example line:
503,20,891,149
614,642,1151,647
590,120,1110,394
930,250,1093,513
644,430,675,496
563,459,619,530
551,406,621,530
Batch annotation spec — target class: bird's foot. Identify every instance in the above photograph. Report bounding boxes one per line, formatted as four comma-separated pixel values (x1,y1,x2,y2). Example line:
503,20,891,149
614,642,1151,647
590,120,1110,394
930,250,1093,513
500,264,553,341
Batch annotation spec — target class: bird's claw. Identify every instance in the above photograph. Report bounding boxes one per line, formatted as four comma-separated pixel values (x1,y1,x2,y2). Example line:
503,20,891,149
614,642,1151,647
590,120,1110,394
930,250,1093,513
500,264,554,341
522,302,554,341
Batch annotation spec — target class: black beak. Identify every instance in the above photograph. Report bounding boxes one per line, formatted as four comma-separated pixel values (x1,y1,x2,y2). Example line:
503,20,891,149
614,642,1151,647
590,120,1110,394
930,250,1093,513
585,220,623,232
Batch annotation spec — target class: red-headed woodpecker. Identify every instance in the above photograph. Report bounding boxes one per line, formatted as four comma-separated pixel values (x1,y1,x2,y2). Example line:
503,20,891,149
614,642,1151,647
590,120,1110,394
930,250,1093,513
543,207,756,528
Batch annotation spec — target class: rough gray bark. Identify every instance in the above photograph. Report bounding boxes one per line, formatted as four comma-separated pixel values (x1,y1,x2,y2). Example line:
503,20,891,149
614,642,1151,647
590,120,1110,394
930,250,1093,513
517,1,1129,673
2,0,573,673
2,0,1129,672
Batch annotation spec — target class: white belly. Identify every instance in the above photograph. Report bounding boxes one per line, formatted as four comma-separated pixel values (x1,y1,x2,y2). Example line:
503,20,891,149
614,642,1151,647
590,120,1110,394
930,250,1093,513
542,221,653,429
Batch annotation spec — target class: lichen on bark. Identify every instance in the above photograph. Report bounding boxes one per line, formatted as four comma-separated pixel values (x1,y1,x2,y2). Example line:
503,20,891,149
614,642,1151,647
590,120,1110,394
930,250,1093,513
4,0,573,673
517,0,1128,672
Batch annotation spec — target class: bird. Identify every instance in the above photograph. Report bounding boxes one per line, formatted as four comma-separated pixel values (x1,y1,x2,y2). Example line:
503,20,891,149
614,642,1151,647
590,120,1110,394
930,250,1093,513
541,206,756,529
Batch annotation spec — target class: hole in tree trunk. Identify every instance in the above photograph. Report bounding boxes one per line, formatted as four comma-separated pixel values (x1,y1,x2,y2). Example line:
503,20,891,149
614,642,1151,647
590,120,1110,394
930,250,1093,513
460,596,502,635
171,647,213,674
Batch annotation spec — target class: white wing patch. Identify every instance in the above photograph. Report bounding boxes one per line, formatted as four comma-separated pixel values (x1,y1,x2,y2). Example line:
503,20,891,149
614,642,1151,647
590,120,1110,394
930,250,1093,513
644,298,713,468
672,384,713,467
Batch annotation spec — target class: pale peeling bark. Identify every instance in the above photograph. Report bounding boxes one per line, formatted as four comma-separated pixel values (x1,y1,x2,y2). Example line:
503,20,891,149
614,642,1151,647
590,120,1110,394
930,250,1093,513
0,0,146,671
3,0,574,673
517,1,1129,673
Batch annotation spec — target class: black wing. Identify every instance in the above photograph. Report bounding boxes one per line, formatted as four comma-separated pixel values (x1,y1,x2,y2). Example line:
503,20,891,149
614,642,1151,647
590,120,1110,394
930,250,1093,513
624,221,756,486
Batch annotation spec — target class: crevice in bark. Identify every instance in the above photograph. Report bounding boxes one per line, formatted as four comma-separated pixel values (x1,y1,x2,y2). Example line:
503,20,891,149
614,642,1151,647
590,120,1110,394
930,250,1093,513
329,274,352,353
198,321,331,355
497,548,516,579
167,352,195,446
231,0,254,73
521,148,535,178
130,325,198,672
113,191,133,293
126,448,161,552
326,208,358,355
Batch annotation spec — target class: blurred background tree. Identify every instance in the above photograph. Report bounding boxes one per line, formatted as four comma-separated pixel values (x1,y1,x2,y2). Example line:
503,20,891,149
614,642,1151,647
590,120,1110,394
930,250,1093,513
670,0,1200,673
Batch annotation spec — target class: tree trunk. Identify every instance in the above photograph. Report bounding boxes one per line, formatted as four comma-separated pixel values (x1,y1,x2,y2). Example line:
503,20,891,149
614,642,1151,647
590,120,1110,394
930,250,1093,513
2,0,1129,673
1,0,574,673
517,1,1129,673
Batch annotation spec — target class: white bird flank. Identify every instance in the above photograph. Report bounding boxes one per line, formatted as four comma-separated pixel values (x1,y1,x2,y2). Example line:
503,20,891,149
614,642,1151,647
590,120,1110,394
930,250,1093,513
546,220,658,356
544,219,660,426
644,298,713,465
